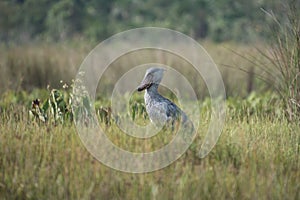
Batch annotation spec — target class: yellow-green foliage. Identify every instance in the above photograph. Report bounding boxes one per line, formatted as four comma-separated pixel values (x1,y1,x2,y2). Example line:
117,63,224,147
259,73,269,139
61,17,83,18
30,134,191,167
0,94,299,199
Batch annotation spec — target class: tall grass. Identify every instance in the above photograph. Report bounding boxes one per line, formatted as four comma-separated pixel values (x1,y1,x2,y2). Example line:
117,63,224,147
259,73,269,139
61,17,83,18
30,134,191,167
233,1,300,120
0,41,267,98
0,43,89,93
0,98,299,199
261,2,300,120
0,39,297,198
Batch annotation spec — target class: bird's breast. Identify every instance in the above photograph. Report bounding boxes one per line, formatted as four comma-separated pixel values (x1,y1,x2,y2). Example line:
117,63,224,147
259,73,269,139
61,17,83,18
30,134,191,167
144,91,168,126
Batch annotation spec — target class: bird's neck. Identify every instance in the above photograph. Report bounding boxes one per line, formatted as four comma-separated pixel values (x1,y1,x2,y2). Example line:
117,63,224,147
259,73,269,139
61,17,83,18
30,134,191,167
146,83,159,94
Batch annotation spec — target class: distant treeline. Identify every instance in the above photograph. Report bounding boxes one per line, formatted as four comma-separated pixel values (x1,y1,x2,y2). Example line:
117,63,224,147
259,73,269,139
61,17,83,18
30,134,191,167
0,0,294,43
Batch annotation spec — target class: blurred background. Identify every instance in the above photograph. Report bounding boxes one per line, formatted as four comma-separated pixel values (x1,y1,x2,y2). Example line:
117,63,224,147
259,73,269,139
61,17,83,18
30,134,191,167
0,0,295,98
0,0,284,43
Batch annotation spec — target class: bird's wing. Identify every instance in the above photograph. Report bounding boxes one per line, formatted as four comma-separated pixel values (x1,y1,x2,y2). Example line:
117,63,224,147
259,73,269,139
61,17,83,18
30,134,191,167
147,102,169,125
161,98,182,119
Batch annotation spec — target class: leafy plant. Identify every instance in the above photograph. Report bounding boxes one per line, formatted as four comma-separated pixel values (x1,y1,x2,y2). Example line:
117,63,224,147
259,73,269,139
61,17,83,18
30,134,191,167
226,92,283,120
29,79,119,125
29,88,72,124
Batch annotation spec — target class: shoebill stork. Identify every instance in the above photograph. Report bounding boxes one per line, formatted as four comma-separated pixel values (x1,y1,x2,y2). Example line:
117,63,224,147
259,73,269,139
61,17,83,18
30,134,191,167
137,67,194,132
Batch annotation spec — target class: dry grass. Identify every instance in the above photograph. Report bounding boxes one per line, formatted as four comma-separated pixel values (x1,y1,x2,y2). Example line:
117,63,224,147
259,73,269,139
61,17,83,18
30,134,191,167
0,43,89,92
0,41,268,98
0,103,299,199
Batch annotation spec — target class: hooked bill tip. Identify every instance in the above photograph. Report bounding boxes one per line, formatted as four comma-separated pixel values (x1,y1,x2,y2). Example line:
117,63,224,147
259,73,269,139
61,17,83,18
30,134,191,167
137,84,146,92
137,83,151,92
137,87,144,92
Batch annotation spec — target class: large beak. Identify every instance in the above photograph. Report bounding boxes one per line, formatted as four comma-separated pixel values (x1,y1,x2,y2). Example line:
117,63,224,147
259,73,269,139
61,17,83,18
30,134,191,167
137,74,152,92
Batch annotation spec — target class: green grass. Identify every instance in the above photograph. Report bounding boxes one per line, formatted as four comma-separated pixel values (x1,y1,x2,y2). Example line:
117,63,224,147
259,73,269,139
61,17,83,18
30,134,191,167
0,98,299,200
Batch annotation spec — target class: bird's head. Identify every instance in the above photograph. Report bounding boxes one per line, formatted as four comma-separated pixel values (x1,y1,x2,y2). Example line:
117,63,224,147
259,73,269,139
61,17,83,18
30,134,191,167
137,67,165,91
